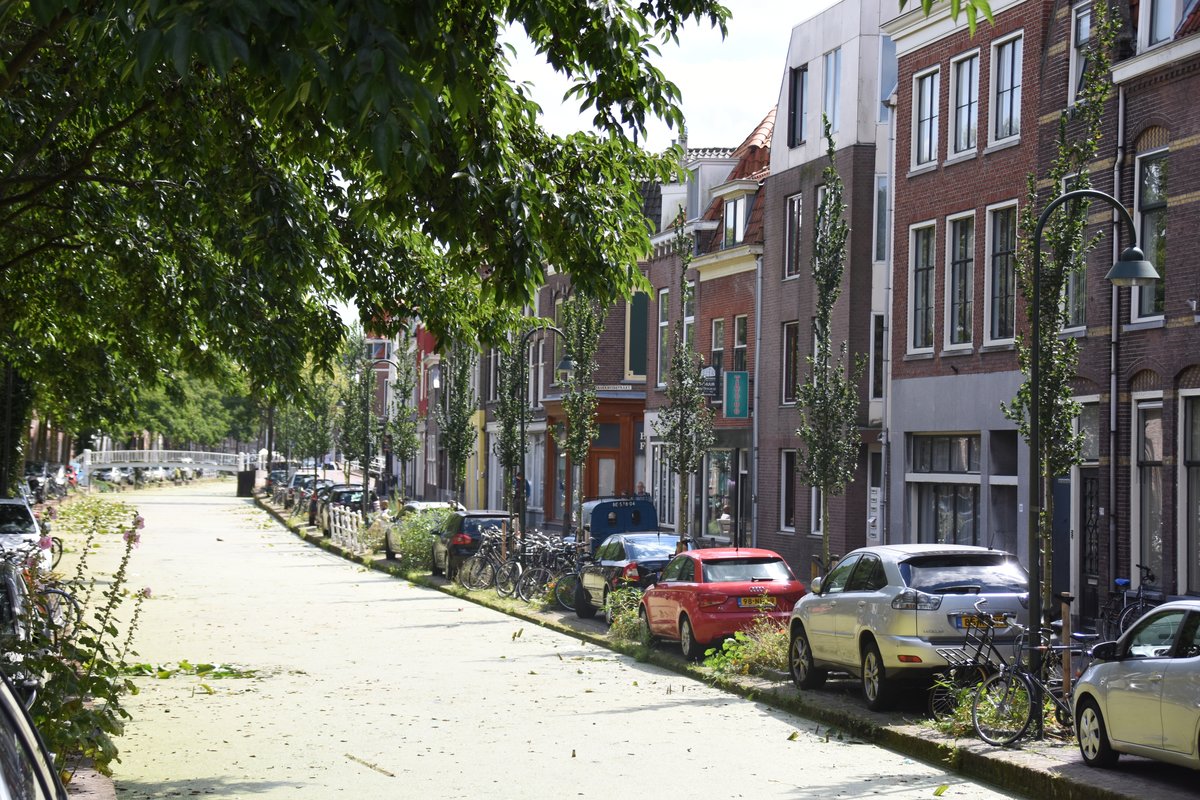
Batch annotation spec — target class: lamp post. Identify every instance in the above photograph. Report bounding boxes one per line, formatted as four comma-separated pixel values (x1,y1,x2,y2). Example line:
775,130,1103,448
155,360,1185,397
516,325,575,548
363,356,402,520
1026,188,1158,738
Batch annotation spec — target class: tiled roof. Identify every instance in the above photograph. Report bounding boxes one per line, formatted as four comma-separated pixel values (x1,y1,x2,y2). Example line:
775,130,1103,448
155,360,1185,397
696,108,776,254
638,181,663,235
1180,0,1200,36
686,146,737,160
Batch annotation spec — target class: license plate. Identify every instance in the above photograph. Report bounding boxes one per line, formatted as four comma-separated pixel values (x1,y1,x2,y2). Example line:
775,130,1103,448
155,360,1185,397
737,596,777,609
956,613,1008,630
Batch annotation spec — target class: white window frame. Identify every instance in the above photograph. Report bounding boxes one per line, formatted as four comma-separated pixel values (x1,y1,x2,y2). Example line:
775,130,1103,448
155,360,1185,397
733,315,748,372
823,47,841,132
1139,0,1182,52
1069,4,1093,106
810,487,823,538
1133,148,1168,322
724,195,746,247
944,210,975,350
782,321,800,405
656,288,670,387
984,200,1019,345
785,192,803,279
710,318,725,405
909,221,937,353
873,175,889,263
683,280,696,350
780,450,797,533
949,50,980,157
1130,392,1165,590
869,312,886,400
989,32,1023,146
912,67,940,169
788,65,808,147
1178,390,1200,595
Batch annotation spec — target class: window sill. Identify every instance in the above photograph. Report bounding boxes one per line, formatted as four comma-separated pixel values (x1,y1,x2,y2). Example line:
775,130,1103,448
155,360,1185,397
940,347,974,357
944,149,978,166
904,351,935,361
907,162,938,178
1058,326,1087,339
980,341,1015,352
984,137,1021,156
783,274,801,282
1123,317,1166,333
778,528,796,537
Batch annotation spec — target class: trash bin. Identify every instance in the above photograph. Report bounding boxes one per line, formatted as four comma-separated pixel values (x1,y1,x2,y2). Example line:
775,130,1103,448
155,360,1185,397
236,470,256,497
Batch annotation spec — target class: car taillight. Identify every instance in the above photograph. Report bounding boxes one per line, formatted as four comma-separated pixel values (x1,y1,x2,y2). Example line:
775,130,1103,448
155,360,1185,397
891,589,942,611
698,593,727,608
620,562,640,582
450,533,472,546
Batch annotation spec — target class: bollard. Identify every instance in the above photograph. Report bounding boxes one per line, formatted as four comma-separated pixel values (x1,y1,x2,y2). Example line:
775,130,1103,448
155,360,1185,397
1059,592,1075,694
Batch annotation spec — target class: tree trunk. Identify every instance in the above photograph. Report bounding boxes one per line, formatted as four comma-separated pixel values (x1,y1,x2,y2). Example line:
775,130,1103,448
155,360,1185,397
0,365,33,498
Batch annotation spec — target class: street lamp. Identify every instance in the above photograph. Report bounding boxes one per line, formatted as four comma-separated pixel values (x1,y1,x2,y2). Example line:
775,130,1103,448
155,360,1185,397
1026,188,1158,738
363,356,402,520
517,325,575,544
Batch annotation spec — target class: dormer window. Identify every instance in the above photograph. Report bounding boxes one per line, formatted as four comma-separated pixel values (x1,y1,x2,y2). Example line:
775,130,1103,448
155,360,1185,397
724,196,746,246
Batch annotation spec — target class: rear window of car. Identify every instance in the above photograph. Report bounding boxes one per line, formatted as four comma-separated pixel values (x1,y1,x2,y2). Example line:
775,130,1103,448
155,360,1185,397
899,554,1027,594
624,537,678,560
462,517,507,535
702,557,794,582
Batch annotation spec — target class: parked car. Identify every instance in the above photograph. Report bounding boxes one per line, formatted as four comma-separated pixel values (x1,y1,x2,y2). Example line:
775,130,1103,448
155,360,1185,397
382,501,464,560
575,532,680,624
430,510,510,581
1073,599,1200,770
265,468,289,491
0,498,51,572
640,547,806,660
787,543,1029,710
0,670,67,798
318,485,376,536
309,482,347,526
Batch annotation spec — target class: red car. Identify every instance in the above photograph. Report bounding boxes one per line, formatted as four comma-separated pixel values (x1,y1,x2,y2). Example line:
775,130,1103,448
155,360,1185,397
639,548,806,660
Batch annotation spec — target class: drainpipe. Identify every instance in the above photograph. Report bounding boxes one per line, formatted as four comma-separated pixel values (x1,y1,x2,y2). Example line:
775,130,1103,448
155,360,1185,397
752,254,763,547
1108,86,1127,594
882,93,898,544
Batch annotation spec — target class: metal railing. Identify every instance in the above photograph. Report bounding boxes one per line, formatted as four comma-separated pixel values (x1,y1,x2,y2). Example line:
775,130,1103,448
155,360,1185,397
84,449,247,472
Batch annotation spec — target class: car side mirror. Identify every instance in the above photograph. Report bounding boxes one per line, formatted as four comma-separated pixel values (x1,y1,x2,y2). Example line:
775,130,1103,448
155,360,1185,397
1090,641,1119,662
810,576,824,595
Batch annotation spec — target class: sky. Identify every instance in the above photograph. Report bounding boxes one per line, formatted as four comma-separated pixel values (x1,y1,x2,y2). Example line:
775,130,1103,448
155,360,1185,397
504,0,841,152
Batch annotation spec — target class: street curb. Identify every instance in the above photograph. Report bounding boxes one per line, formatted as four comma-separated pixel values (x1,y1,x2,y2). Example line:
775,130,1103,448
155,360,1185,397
254,495,1140,800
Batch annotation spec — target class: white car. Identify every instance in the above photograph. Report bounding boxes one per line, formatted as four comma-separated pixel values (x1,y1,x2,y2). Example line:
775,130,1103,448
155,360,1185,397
0,498,52,573
1073,599,1200,770
788,543,1028,710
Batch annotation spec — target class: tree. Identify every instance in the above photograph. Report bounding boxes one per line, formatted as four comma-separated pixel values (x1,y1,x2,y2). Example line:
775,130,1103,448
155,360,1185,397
0,2,732,490
900,0,994,33
492,334,529,517
385,329,421,503
1002,0,1118,615
652,210,714,546
336,332,372,483
557,291,605,538
796,118,863,571
436,340,478,504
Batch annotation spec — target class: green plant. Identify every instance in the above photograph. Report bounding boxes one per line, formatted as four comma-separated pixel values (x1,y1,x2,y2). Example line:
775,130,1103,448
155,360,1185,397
606,588,644,643
378,508,453,573
702,616,788,675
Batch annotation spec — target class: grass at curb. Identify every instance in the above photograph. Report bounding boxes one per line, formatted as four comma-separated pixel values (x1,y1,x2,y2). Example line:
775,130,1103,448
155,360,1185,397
254,494,1141,800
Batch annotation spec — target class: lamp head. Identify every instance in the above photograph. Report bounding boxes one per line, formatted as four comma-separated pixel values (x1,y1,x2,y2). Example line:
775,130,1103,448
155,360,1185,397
1106,245,1159,287
556,352,576,380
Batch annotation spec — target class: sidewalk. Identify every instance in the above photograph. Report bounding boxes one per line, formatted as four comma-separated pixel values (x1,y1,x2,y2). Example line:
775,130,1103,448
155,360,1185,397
256,495,1196,800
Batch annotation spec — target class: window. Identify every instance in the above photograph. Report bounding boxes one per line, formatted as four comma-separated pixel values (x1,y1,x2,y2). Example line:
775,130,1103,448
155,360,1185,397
1070,5,1092,104
552,297,565,385
486,347,500,402
1125,610,1187,659
781,450,797,531
823,48,841,131
870,313,885,400
785,193,803,278
732,316,748,371
1137,402,1164,584
788,66,808,147
1186,395,1200,594
710,318,725,393
951,53,979,154
874,176,889,262
625,292,648,380
913,434,981,473
911,225,936,350
914,69,940,166
911,434,982,546
529,433,545,510
656,289,670,386
683,281,696,349
992,35,1022,142
988,205,1017,340
724,195,747,247
879,35,897,123
1136,151,1167,319
947,215,974,346
783,322,800,404
1148,0,1177,47
810,487,823,537
652,443,676,526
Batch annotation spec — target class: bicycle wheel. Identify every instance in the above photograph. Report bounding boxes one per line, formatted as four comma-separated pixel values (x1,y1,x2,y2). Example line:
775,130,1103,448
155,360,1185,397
494,560,522,597
972,671,1033,746
516,567,553,603
50,537,64,570
36,587,81,649
929,665,989,722
1117,600,1156,634
458,556,490,591
554,572,578,612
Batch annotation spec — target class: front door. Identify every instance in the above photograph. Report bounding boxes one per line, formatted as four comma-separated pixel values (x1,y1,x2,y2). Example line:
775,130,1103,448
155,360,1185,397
1078,468,1100,622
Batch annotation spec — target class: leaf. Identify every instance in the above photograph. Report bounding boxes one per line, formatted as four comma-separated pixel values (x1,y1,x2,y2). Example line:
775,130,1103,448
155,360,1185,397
787,731,799,741
934,786,949,797
198,683,215,695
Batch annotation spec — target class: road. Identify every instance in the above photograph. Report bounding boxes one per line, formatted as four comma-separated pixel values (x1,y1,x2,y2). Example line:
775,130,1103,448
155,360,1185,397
93,481,1017,799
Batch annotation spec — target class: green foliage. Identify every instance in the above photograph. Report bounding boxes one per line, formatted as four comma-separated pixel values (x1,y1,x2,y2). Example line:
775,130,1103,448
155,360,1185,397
796,117,863,568
702,616,788,675
2,497,147,780
337,330,373,471
492,336,529,516
605,588,645,643
557,292,605,531
132,373,257,449
652,210,715,543
899,0,994,34
436,341,478,502
385,329,421,501
379,508,453,574
1002,0,1118,613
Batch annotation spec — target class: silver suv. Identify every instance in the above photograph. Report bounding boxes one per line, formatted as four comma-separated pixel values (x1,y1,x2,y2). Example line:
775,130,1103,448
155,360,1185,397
787,544,1028,710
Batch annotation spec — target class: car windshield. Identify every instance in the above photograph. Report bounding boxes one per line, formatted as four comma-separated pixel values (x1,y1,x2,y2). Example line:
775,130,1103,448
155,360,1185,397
0,505,34,535
702,557,794,582
624,537,678,560
461,518,507,535
899,554,1027,594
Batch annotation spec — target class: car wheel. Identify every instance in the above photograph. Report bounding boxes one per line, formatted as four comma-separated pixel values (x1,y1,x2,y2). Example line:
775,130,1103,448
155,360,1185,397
1076,698,1119,768
446,556,458,583
575,579,597,619
680,615,703,661
430,547,443,576
638,606,656,646
861,639,893,711
602,588,614,626
384,531,396,561
789,624,827,689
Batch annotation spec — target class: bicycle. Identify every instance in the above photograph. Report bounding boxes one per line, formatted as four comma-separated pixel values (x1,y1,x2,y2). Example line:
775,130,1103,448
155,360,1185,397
929,598,1013,721
970,621,1093,746
1097,564,1162,640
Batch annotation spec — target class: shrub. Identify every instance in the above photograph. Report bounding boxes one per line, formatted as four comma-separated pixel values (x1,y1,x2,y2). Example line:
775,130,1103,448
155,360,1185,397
606,588,644,643
380,507,453,573
703,615,788,675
